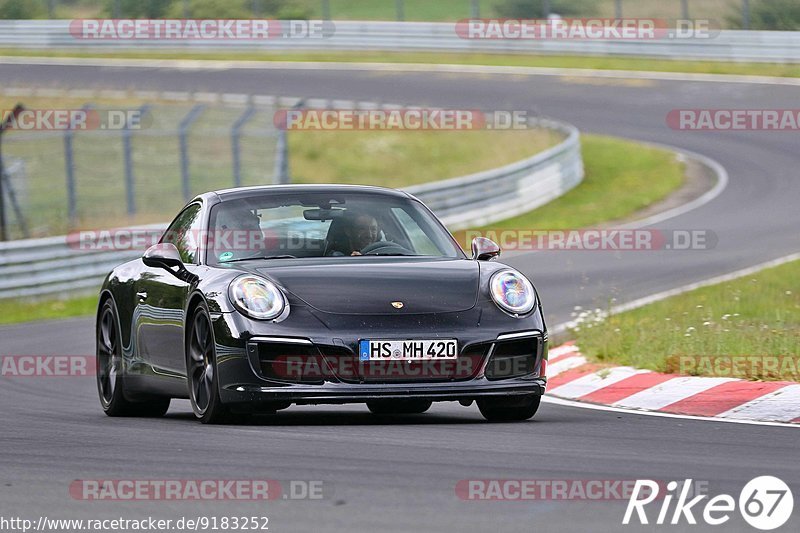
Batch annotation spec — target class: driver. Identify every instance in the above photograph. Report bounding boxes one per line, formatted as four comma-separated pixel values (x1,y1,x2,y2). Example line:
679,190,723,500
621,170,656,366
328,211,379,256
346,212,379,256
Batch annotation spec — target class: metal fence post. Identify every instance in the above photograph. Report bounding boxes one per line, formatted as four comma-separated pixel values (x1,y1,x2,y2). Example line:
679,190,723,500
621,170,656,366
0,105,23,241
615,0,622,19
681,0,689,20
231,106,256,188
122,105,150,216
396,0,404,22
471,0,480,18
543,0,551,18
1,160,29,238
64,122,77,227
273,129,289,185
273,101,303,185
322,0,330,20
178,104,206,202
63,104,91,228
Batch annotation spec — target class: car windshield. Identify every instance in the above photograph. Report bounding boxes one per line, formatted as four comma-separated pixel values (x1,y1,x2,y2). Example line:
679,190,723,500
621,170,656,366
207,192,463,264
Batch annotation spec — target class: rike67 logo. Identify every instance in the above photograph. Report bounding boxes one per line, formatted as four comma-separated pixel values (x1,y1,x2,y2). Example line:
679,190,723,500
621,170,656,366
624,477,793,530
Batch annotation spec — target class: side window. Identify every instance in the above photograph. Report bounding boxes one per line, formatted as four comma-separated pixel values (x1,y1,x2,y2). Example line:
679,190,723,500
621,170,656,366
161,204,203,264
391,207,440,255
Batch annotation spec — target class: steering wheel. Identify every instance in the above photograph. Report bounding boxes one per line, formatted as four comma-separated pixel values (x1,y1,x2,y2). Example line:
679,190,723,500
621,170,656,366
360,241,413,256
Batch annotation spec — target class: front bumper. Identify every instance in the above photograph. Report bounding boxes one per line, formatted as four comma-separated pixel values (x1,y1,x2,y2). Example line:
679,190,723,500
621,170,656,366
212,306,548,406
220,377,546,406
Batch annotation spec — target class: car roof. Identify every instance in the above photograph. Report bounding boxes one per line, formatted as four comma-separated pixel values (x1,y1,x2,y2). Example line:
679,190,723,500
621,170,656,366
196,184,413,204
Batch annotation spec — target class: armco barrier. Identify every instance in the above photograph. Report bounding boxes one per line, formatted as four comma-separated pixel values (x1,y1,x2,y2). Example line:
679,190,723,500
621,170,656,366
0,109,582,299
408,118,582,230
0,21,799,63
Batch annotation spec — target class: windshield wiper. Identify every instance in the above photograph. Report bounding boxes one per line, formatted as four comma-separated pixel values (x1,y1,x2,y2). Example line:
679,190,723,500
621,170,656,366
223,255,297,263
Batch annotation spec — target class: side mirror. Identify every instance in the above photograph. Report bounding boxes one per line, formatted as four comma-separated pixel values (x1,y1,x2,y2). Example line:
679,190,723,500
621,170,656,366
142,243,183,269
471,237,501,261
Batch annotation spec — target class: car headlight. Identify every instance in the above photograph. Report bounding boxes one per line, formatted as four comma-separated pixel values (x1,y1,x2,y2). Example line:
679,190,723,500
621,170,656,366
490,269,536,316
228,275,287,320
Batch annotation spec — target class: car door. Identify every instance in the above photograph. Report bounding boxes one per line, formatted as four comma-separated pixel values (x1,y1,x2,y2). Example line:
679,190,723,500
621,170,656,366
134,203,204,375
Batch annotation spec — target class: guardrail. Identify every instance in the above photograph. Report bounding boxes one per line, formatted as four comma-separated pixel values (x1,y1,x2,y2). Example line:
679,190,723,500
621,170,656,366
1,20,800,62
0,103,583,299
408,118,582,230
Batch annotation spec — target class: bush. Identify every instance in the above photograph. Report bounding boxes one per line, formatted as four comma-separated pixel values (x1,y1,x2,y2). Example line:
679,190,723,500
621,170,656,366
0,0,47,19
493,0,598,18
728,0,800,30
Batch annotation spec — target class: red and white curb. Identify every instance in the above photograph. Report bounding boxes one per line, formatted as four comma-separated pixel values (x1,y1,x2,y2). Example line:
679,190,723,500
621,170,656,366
545,343,800,425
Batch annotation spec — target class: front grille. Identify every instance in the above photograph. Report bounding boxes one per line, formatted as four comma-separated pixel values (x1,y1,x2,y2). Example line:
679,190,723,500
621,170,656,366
246,336,539,384
484,337,540,380
248,341,325,384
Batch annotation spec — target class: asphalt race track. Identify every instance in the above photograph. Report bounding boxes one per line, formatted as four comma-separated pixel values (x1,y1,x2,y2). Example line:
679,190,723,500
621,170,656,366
1,61,799,532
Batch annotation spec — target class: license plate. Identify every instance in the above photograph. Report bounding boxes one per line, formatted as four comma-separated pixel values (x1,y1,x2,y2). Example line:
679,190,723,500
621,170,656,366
359,339,458,362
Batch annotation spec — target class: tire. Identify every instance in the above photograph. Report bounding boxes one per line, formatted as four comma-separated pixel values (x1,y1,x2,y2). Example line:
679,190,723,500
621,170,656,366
96,299,170,417
186,303,241,424
477,395,541,422
366,399,432,415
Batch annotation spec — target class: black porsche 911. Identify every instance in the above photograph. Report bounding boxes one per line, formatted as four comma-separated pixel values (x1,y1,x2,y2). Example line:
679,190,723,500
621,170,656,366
96,185,548,423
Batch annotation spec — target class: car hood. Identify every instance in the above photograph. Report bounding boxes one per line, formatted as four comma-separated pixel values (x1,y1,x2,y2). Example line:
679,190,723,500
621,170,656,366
253,257,479,315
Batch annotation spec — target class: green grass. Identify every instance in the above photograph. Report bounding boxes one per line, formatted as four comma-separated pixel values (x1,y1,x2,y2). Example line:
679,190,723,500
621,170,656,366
0,294,98,325
0,133,686,325
288,128,561,187
572,260,800,381
299,0,740,22
0,96,280,237
470,134,685,232
4,48,799,79
27,0,745,25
